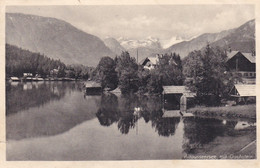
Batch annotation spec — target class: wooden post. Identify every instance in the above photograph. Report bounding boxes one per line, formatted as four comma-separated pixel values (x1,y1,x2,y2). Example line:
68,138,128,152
236,58,238,71
180,94,187,114
163,91,165,113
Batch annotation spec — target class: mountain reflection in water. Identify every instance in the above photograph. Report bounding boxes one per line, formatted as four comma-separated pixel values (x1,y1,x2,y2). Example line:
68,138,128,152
6,81,256,160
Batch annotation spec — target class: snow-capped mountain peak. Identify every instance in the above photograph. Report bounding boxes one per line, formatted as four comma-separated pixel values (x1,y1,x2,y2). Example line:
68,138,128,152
118,36,162,50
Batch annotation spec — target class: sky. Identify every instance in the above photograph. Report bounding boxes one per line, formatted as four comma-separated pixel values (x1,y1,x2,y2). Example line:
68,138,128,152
6,5,255,48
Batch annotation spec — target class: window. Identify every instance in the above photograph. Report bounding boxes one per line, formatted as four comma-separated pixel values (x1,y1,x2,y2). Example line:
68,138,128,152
244,73,248,77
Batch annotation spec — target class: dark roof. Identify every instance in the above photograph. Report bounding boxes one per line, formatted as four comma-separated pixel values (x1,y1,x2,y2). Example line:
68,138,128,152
140,56,159,65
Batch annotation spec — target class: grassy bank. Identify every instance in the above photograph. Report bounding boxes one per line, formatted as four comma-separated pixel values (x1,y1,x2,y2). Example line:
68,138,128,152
187,104,256,119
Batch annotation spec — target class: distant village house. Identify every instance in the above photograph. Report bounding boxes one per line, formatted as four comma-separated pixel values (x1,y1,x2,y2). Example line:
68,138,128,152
140,54,178,70
23,73,33,77
140,55,159,70
50,68,59,77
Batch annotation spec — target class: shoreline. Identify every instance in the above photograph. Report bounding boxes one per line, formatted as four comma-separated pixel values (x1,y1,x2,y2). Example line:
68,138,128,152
187,104,256,119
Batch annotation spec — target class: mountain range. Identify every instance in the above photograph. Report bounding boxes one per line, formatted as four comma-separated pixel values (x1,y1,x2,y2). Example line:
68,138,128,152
105,19,255,61
6,13,255,66
6,13,114,66
165,19,255,57
103,37,126,55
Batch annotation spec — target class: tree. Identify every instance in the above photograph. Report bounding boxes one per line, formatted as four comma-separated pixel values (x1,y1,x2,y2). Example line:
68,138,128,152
116,51,139,94
156,53,183,86
95,56,118,90
6,44,67,78
145,53,183,94
137,66,150,94
183,45,229,105
146,70,163,94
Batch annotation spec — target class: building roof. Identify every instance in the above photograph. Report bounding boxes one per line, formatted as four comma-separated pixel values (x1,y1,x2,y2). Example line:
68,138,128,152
148,57,158,64
169,57,178,66
163,86,196,97
227,51,255,63
227,51,239,59
163,86,186,94
109,87,121,94
84,81,101,88
242,52,256,63
140,56,159,65
233,84,256,97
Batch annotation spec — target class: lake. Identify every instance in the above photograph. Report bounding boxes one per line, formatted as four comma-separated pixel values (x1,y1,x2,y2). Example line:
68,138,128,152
6,81,256,160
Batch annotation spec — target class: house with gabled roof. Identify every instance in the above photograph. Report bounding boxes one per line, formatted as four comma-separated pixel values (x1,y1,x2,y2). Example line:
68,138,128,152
226,50,256,84
140,54,178,70
140,56,160,70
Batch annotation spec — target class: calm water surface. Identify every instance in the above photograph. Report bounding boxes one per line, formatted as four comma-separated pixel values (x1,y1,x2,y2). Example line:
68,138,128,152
6,81,256,160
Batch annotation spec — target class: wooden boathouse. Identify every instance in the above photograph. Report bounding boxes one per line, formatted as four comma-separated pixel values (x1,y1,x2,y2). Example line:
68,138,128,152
84,81,102,95
229,84,256,104
162,86,196,98
162,86,196,118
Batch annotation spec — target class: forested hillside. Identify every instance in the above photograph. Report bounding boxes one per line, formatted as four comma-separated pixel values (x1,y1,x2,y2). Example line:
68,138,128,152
6,44,92,79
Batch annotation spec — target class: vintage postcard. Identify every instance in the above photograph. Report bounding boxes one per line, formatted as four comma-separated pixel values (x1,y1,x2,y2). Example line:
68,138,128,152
0,0,259,168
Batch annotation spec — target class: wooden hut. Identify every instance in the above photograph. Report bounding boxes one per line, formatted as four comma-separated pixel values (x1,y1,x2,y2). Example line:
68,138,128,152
84,81,102,95
162,86,196,117
229,84,256,104
162,86,196,98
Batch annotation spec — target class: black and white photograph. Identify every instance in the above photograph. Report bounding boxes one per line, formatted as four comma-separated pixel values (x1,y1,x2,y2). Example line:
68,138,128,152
3,2,257,163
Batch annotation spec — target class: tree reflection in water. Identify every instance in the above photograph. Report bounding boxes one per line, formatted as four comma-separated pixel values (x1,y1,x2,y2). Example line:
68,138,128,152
96,94,180,136
96,94,137,134
182,117,238,154
96,94,119,126
152,117,180,137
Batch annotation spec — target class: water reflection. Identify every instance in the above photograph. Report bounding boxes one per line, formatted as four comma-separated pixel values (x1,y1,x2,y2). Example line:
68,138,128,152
6,81,83,115
182,117,252,154
96,94,181,136
6,82,256,160
96,94,119,127
153,117,180,137
6,81,99,140
234,121,256,130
